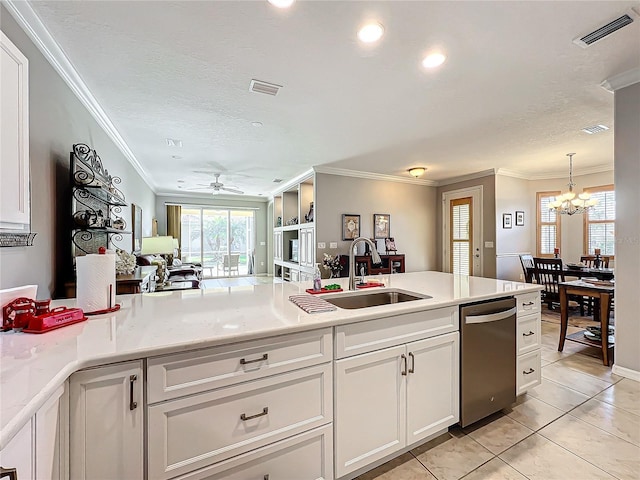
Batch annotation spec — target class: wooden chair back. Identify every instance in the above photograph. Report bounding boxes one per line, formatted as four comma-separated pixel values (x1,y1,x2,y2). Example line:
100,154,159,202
580,255,610,268
534,257,565,308
519,254,535,283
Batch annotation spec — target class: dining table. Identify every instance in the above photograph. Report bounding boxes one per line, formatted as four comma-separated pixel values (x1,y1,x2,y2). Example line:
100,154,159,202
558,279,615,366
526,265,615,281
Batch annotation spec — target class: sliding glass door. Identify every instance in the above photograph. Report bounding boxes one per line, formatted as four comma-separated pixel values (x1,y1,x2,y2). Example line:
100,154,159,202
180,207,255,278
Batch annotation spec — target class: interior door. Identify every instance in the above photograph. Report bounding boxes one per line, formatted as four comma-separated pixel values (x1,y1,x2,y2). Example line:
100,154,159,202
443,187,482,275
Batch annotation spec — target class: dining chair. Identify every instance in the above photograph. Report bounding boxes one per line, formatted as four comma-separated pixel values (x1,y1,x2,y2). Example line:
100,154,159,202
580,255,611,268
519,254,535,283
534,257,586,315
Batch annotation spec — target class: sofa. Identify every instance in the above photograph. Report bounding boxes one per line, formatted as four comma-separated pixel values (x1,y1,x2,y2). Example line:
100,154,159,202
136,255,202,288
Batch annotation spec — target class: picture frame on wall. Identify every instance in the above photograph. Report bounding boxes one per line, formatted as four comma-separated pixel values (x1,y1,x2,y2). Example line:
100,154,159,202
373,213,390,239
503,213,512,229
515,210,525,226
342,214,360,240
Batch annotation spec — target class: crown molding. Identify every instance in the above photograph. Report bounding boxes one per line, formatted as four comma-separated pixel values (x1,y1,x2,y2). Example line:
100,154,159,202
600,67,640,92
313,166,438,186
523,163,613,180
3,0,156,193
435,169,497,186
269,169,315,198
495,168,530,180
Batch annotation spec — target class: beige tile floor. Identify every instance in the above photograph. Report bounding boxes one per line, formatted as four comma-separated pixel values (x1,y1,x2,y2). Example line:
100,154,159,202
357,309,640,480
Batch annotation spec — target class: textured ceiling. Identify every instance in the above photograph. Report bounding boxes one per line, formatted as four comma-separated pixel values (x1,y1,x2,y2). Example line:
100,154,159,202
27,0,640,196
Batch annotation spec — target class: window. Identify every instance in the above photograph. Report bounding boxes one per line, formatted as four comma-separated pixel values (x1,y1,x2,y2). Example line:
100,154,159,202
536,191,561,257
584,185,615,256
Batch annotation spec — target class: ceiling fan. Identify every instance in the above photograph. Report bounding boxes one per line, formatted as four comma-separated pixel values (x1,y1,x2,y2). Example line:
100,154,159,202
188,173,244,195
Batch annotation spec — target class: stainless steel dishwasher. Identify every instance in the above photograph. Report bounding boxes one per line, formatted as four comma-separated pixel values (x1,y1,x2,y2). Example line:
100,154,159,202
460,297,517,427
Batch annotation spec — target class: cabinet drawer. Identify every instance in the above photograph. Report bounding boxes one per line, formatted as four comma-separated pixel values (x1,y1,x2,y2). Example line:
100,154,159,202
171,425,333,480
516,350,541,396
335,307,458,359
516,292,541,316
148,328,332,403
148,363,333,479
517,313,541,355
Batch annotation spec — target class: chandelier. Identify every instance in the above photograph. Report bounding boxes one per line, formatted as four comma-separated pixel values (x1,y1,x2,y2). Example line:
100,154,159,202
549,153,598,215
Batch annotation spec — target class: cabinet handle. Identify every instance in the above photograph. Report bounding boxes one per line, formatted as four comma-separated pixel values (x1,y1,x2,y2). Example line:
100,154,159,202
523,331,535,337
408,352,415,374
0,467,18,480
240,353,268,365
241,407,269,421
129,374,138,410
523,368,535,375
523,301,535,307
401,354,407,376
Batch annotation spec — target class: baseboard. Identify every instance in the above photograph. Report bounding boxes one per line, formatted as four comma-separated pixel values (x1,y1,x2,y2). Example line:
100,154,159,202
612,364,640,381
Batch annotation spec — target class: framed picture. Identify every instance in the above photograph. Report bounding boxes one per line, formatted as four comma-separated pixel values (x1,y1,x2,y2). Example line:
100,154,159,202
515,210,524,226
342,214,360,240
503,213,512,229
373,213,390,239
132,204,143,253
385,237,397,252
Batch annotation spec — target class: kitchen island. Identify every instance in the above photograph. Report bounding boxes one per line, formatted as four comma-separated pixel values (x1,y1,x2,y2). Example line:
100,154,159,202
0,271,542,479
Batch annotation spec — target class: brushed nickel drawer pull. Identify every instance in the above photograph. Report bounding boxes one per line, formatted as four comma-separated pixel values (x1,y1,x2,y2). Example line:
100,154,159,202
129,374,138,410
241,407,269,421
523,331,535,337
523,301,535,307
523,368,535,375
401,354,407,376
240,353,268,365
408,352,415,374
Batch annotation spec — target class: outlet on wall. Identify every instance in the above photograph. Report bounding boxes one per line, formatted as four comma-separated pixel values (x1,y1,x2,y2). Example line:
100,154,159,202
329,242,338,249
318,242,326,249
259,241,266,246
261,261,264,266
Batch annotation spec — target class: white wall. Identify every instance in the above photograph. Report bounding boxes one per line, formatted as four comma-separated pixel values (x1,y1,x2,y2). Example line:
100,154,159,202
155,195,269,275
496,175,532,281
315,173,437,274
613,81,640,375
527,170,614,265
0,8,156,298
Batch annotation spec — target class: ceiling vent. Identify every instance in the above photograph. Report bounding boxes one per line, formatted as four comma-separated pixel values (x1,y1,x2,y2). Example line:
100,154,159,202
581,124,609,135
249,79,282,96
272,178,283,183
573,11,636,48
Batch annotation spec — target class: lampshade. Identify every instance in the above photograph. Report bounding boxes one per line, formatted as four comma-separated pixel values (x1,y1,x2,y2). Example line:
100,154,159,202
141,236,175,255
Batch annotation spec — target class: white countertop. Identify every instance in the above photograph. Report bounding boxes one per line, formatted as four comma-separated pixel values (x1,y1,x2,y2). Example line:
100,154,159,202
0,271,541,449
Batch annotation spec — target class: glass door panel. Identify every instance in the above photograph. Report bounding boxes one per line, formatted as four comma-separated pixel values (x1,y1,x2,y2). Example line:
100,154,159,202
230,210,254,276
450,197,473,276
180,208,203,264
203,209,228,277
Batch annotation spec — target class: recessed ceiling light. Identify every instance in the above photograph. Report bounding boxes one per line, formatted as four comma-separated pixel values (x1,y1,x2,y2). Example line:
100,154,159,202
165,138,183,147
581,124,609,134
177,179,185,183
171,155,182,159
422,53,446,68
267,0,295,9
252,121,263,127
358,22,385,43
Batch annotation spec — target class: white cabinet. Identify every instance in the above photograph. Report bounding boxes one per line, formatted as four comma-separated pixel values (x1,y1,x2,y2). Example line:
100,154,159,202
335,332,459,478
515,293,542,395
69,361,143,480
0,418,33,480
299,226,315,269
274,230,283,261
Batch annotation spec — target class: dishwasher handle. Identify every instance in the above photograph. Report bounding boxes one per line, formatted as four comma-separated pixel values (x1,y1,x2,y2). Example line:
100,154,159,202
465,307,516,324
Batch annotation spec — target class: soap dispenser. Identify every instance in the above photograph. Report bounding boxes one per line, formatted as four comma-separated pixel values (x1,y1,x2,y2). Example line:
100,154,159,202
313,263,322,291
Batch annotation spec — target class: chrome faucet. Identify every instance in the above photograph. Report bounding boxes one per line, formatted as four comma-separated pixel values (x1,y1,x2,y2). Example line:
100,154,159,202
349,237,381,290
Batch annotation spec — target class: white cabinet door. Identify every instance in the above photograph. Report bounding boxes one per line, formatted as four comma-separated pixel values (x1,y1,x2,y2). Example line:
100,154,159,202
35,384,67,480
299,227,315,268
406,332,459,445
0,417,33,480
69,361,143,480
274,231,283,261
334,345,406,478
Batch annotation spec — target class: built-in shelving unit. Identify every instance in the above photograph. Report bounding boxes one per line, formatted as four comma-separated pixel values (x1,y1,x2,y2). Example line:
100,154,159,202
273,174,315,282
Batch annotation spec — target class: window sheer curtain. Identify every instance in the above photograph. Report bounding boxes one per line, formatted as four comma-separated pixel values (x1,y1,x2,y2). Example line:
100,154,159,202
166,205,181,257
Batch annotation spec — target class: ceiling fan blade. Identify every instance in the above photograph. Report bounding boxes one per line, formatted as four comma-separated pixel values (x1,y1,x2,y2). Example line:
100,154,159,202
219,186,244,194
186,186,213,190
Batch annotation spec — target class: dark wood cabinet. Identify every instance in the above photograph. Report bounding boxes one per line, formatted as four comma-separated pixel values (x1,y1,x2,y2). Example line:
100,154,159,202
355,254,405,276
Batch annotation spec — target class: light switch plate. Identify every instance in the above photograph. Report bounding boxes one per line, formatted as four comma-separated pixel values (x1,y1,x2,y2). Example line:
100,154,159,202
484,241,494,248
259,241,266,246
329,242,338,249
318,242,326,249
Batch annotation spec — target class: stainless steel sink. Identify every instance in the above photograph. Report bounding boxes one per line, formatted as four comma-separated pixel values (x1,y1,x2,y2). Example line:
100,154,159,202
323,289,431,309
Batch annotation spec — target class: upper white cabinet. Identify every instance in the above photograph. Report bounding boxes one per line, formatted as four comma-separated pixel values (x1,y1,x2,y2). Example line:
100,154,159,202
0,31,31,239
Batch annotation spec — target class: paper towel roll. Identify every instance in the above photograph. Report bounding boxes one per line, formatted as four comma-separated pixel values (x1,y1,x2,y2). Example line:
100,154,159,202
76,253,116,314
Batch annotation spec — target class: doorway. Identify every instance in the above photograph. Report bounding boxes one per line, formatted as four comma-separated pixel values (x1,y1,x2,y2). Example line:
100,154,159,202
443,186,483,275
180,207,255,278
